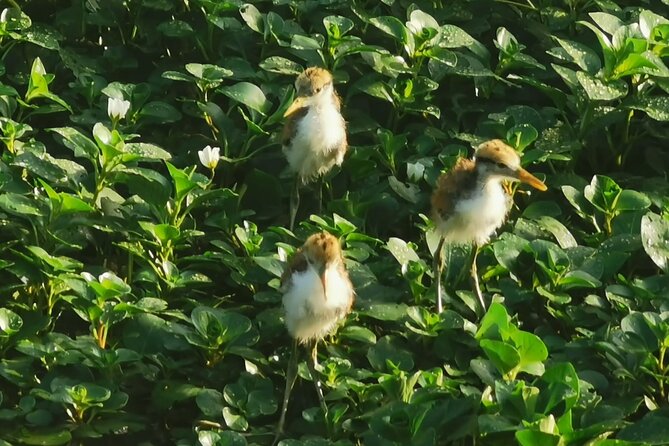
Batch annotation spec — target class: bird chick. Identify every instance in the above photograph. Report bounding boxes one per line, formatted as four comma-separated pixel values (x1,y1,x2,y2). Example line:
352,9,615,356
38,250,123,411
275,231,354,441
282,67,348,184
280,231,354,343
431,139,547,312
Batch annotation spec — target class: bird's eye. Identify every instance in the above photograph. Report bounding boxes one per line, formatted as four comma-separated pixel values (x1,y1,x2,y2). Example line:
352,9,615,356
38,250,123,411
314,87,322,93
496,162,506,169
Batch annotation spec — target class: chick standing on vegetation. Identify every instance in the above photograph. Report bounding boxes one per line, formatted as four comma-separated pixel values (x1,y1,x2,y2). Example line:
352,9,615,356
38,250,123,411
282,67,348,230
274,232,354,442
431,139,547,313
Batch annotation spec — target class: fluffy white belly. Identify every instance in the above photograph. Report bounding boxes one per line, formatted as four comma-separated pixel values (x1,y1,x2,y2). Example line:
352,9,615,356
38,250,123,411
282,264,352,343
439,182,509,245
284,104,346,182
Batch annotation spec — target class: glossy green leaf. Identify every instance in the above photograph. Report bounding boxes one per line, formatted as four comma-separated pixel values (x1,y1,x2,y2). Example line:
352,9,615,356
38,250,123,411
641,212,669,272
219,82,270,114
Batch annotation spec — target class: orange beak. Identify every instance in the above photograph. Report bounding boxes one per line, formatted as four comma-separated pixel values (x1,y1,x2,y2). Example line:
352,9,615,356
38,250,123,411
516,168,547,191
283,96,308,117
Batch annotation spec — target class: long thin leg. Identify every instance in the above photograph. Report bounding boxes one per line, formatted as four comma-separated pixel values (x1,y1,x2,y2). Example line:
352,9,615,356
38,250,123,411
306,340,330,434
433,237,446,313
317,176,324,215
470,244,486,311
274,340,299,445
289,178,300,232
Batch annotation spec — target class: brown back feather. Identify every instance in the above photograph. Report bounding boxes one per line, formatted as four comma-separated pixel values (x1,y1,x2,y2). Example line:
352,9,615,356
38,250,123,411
281,106,309,147
431,157,476,222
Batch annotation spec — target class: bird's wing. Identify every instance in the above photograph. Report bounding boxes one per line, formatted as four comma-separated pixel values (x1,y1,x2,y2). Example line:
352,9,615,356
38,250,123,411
431,157,476,221
337,262,356,311
280,249,308,292
333,91,342,111
281,107,309,147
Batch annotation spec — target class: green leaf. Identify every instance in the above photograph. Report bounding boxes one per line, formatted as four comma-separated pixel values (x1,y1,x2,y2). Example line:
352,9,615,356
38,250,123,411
576,71,628,101
579,20,616,73
492,233,530,276
140,222,180,245
440,25,490,61
367,336,414,371
196,388,225,417
166,162,198,203
388,176,420,203
0,308,23,335
626,96,669,121
239,3,264,34
339,325,377,344
185,63,233,83
534,216,577,248
476,303,510,340
386,237,421,269
223,407,248,431
137,101,182,124
584,175,621,213
290,34,322,50
507,124,538,151
553,37,601,73
539,362,580,413
617,411,669,444
639,10,669,40
357,303,409,321
620,312,660,351
641,212,669,272
480,339,520,375
370,16,411,46
259,56,302,75
323,15,354,38
15,427,72,446
157,19,193,37
615,190,651,211
124,142,172,161
589,12,624,35
219,82,270,114
0,193,43,217
509,329,548,375
49,127,99,160
516,430,560,446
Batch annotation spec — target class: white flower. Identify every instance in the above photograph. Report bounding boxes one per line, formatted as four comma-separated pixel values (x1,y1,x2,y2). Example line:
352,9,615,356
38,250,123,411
107,97,130,120
198,145,220,170
0,9,9,23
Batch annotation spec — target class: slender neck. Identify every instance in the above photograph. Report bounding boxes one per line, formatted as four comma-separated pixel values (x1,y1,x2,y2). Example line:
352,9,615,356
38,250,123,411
474,164,504,190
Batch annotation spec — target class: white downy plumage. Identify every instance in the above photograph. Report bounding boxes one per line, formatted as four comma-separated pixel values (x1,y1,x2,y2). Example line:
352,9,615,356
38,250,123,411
283,83,346,183
438,179,510,246
282,258,352,343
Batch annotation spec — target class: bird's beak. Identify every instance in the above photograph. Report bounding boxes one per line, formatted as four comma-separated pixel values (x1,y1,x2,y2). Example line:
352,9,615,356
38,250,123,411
318,265,328,300
515,167,547,191
283,96,308,117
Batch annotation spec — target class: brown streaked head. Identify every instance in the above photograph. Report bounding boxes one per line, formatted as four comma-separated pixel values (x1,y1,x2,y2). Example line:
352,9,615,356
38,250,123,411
284,67,335,117
295,67,333,97
475,139,547,191
302,231,343,268
475,139,522,169
302,231,344,297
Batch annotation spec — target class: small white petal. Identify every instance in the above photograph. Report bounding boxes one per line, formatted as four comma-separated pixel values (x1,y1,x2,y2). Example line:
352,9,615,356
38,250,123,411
107,97,130,120
197,145,220,169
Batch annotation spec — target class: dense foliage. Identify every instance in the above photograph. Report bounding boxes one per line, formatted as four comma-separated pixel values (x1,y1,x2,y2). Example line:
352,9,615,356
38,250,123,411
2,0,669,444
